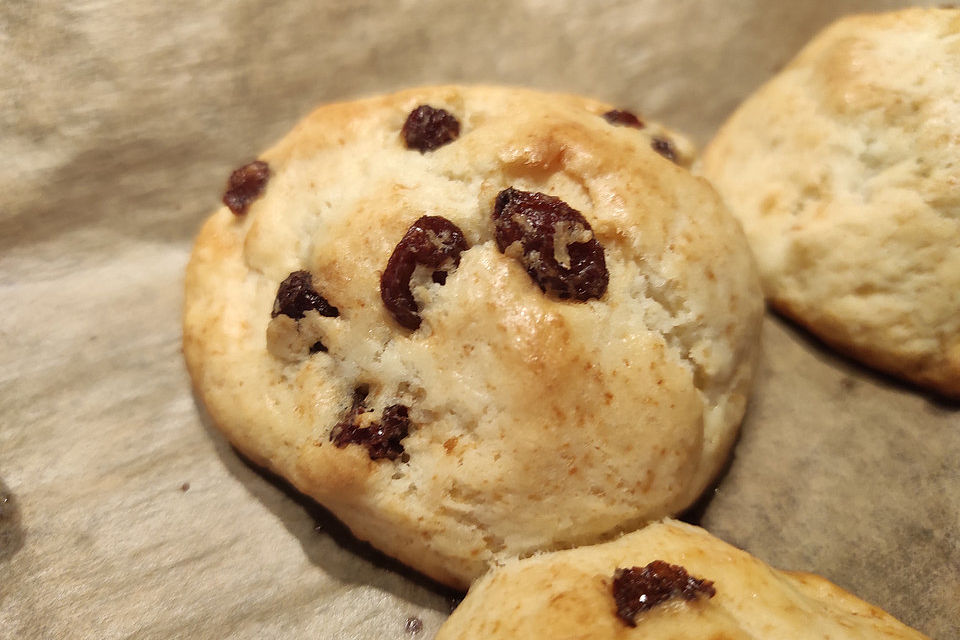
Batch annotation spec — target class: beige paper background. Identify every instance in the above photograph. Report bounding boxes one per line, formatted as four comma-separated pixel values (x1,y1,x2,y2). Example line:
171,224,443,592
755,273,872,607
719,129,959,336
1,1,957,638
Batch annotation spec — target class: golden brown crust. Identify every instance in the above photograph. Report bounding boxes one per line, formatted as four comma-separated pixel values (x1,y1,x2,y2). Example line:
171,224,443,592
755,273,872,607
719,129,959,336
184,85,763,588
436,520,930,639
702,9,960,398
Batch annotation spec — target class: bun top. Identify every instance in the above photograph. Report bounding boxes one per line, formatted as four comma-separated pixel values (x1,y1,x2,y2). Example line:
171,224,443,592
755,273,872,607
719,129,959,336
437,519,929,639
702,9,960,397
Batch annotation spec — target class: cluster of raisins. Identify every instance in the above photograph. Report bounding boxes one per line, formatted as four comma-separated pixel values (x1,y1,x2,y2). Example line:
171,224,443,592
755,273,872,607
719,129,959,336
222,106,675,215
603,108,680,163
330,386,411,461
612,561,716,626
268,270,415,460
242,100,684,463
383,106,616,324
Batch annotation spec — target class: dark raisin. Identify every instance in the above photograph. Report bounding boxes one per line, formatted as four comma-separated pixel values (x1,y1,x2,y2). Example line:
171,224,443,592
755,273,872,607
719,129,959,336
612,561,716,626
368,405,411,460
493,188,608,301
402,105,460,152
223,160,270,215
331,387,411,461
404,617,423,635
381,216,468,330
309,341,328,354
272,271,339,320
651,137,678,164
602,109,644,129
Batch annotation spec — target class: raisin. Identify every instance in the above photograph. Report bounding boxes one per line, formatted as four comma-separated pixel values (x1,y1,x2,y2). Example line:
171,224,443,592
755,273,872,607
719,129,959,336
381,216,468,330
331,387,411,461
309,341,328,354
402,105,460,152
651,137,678,164
493,188,608,301
612,561,716,626
602,109,644,129
272,271,339,320
223,160,270,215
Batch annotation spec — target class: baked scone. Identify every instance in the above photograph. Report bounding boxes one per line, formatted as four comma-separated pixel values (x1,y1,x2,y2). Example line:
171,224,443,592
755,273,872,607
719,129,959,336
436,519,929,639
701,8,960,398
183,86,763,589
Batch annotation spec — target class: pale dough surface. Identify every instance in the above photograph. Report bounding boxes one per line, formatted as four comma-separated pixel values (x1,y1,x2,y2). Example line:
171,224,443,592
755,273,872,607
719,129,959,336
702,8,960,397
437,519,929,640
184,85,763,589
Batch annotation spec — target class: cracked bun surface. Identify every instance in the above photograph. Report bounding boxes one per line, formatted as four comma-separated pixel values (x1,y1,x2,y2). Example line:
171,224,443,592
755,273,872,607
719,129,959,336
436,519,929,639
702,8,960,398
183,86,763,589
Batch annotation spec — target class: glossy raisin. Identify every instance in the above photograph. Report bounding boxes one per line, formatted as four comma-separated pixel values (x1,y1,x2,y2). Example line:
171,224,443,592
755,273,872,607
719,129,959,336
612,561,715,626
493,188,608,301
272,271,339,320
223,160,270,215
402,105,460,152
602,109,644,129
651,137,678,164
331,387,411,461
381,216,468,330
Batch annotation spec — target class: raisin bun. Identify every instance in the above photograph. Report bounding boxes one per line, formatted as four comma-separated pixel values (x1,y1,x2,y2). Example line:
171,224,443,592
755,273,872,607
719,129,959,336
702,8,960,398
183,86,763,589
436,519,928,639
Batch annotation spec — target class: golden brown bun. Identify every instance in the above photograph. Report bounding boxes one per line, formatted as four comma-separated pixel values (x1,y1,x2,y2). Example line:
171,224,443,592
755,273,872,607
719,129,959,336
702,9,960,397
184,86,763,588
437,519,929,639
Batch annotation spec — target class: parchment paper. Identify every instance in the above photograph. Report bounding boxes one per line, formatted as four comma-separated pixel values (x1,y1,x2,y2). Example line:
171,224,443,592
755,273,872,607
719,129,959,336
1,1,956,638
